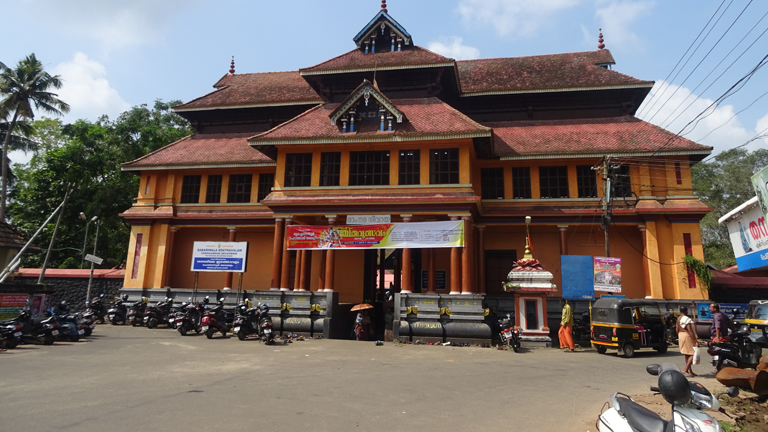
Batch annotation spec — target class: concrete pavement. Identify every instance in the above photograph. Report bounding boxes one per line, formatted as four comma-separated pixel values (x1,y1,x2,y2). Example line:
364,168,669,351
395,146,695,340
0,325,718,432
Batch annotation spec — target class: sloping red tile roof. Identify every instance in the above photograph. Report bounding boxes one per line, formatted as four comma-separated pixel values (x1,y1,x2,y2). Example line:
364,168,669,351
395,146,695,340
300,46,454,75
489,117,711,159
0,222,38,250
457,50,651,95
249,98,491,144
122,133,274,170
174,71,323,111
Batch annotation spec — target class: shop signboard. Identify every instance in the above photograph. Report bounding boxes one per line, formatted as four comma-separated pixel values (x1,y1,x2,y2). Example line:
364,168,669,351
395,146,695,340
287,220,464,250
725,204,768,271
560,255,595,300
190,242,248,272
0,293,29,319
346,215,391,225
752,164,768,221
594,257,622,293
694,301,749,324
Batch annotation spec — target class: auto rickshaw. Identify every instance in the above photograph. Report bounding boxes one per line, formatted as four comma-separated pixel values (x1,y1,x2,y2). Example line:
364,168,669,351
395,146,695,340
590,298,668,358
745,299,768,347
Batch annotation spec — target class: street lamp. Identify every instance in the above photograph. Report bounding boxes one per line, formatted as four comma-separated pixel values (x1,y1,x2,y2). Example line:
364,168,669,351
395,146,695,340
80,214,98,269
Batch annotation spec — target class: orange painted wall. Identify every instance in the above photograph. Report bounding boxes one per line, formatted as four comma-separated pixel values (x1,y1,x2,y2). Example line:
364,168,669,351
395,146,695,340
332,249,365,304
169,227,230,289
235,228,275,291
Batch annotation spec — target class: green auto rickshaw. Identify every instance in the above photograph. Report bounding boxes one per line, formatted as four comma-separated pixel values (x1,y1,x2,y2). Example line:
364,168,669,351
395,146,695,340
590,298,668,358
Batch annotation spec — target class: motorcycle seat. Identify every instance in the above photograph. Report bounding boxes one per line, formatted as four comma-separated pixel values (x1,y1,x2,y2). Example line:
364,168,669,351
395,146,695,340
617,397,667,432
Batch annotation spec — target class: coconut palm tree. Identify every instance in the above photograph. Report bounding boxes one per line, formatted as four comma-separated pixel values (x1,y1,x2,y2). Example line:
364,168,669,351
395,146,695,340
0,54,69,221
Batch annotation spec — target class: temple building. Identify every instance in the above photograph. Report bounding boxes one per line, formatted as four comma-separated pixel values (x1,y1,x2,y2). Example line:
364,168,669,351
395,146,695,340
120,1,712,310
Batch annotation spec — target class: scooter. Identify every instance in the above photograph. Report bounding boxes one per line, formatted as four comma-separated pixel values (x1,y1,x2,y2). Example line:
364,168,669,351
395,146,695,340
0,321,24,349
176,299,203,336
597,362,737,432
1,310,57,345
50,303,84,342
144,297,173,329
257,303,275,344
201,297,229,339
85,294,108,324
497,313,521,352
128,298,148,326
708,327,765,371
233,299,259,341
107,295,129,325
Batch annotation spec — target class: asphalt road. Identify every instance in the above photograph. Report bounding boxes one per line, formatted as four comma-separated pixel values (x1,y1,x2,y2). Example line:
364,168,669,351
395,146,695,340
0,325,722,432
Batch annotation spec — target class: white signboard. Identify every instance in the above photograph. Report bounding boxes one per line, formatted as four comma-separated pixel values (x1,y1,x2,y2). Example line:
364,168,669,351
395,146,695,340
84,254,103,265
346,214,391,225
726,205,768,271
191,242,248,273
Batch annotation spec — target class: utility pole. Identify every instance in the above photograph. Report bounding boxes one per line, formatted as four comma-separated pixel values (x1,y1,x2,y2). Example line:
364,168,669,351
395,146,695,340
85,220,101,306
39,187,72,284
601,156,611,258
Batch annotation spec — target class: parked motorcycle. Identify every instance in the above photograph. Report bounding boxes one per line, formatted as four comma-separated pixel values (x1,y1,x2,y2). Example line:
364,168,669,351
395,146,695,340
0,321,24,349
257,303,275,344
1,310,57,345
176,300,203,336
107,295,129,325
202,297,229,339
128,297,148,326
708,326,765,371
50,302,84,342
144,297,173,329
85,294,108,324
597,362,737,432
233,299,260,341
497,313,521,352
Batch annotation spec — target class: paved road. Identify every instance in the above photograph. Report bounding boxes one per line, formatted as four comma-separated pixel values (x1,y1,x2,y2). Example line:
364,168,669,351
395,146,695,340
0,325,721,432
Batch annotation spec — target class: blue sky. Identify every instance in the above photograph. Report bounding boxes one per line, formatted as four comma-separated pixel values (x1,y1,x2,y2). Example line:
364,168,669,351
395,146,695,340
2,0,767,164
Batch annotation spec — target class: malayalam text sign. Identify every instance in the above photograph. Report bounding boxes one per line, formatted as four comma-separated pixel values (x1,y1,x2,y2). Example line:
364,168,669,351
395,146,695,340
726,204,768,271
287,221,464,250
594,257,622,293
191,242,248,273
0,293,28,319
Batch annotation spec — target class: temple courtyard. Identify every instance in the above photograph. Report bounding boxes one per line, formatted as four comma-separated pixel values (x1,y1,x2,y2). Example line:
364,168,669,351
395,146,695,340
1,325,723,432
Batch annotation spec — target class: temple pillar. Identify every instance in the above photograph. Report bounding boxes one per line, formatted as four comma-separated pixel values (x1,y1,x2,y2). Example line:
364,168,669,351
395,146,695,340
476,225,486,294
400,215,413,293
461,216,473,294
558,225,568,255
270,218,284,290
280,218,293,291
450,216,461,294
317,250,326,291
301,249,311,291
293,249,303,291
427,248,436,294
224,226,236,289
323,216,336,292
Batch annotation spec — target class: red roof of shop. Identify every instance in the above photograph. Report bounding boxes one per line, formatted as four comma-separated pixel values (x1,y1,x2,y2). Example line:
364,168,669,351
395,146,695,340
249,98,491,144
174,71,323,111
457,50,650,94
300,46,454,75
122,133,274,170
488,117,711,158
711,269,768,289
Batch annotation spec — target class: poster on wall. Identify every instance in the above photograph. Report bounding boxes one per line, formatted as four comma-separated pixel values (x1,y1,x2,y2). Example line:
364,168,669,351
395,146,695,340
287,221,464,250
190,242,248,272
725,203,768,271
0,293,29,319
560,255,595,300
30,294,48,318
752,165,768,222
594,257,622,293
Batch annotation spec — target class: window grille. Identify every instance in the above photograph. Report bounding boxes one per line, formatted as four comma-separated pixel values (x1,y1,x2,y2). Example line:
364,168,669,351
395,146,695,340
180,175,201,203
611,164,631,198
511,167,532,199
399,149,420,185
481,168,505,199
320,152,341,186
349,151,390,186
227,174,253,203
284,153,313,187
205,175,223,203
576,165,598,198
429,148,459,184
539,166,569,198
257,173,275,202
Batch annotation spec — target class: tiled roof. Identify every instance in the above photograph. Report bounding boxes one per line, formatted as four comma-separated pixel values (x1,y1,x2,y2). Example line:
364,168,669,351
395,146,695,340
174,71,323,111
300,46,454,75
457,50,652,95
0,222,37,250
122,133,274,170
488,117,711,159
250,98,491,144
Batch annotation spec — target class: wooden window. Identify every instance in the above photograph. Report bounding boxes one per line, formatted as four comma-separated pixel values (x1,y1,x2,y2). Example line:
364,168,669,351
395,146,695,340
481,168,505,199
284,153,313,187
227,174,252,203
349,151,390,186
576,165,598,198
512,167,532,199
429,148,459,184
257,173,274,202
485,250,517,295
320,152,341,186
399,149,420,185
539,166,569,198
683,233,696,289
205,175,223,203
675,162,683,185
611,164,631,198
180,175,202,204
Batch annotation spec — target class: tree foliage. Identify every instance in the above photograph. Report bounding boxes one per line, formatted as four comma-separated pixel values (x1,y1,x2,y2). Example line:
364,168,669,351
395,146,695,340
691,148,768,269
9,100,192,269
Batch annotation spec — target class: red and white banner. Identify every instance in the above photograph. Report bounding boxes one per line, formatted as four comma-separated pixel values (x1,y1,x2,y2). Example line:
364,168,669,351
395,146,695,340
287,221,464,250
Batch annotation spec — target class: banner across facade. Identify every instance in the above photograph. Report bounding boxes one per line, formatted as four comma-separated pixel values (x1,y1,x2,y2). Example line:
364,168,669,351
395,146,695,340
287,221,464,250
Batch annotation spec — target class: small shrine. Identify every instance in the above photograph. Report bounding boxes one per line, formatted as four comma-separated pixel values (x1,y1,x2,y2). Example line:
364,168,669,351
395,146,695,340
502,219,556,346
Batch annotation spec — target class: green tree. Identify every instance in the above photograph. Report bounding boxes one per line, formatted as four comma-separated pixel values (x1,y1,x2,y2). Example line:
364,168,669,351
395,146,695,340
9,100,191,269
692,148,768,269
0,53,69,221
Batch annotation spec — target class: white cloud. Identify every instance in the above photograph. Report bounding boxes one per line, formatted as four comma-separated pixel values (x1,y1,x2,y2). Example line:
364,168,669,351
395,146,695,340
52,53,131,122
457,0,580,37
593,0,654,49
427,37,481,60
638,81,768,156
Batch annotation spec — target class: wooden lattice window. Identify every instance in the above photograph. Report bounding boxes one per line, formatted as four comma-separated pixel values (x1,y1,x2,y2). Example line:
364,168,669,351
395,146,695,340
399,149,420,185
205,175,223,203
227,174,252,203
320,152,341,186
349,151,390,186
576,165,598,198
180,175,201,204
539,166,569,198
512,167,532,199
284,153,313,187
481,168,505,199
257,173,274,202
429,148,459,184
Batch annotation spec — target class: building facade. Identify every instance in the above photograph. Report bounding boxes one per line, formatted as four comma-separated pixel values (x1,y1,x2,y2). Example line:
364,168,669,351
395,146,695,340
120,4,712,305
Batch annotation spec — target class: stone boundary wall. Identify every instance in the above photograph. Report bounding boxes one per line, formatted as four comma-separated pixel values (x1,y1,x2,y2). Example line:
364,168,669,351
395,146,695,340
13,276,123,312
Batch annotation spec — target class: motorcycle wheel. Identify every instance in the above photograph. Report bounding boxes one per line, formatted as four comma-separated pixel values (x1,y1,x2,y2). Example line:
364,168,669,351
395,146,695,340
221,330,227,338
654,343,668,354
178,324,187,336
205,328,214,339
195,326,201,334
596,346,607,354
43,334,55,345
3,339,18,349
84,328,92,337
147,318,158,329
238,330,246,341
69,334,80,342
622,344,635,358
512,340,520,353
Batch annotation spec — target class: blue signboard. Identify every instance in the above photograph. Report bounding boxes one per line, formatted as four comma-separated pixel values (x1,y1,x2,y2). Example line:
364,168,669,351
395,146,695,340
694,301,749,323
561,255,595,300
191,242,248,273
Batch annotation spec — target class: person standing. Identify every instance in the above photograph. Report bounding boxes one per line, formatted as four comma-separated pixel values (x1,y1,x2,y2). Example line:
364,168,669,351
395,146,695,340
709,303,731,343
559,298,575,352
676,306,699,377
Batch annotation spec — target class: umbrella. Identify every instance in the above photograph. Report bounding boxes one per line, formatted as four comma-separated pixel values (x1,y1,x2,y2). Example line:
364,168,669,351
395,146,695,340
351,303,373,311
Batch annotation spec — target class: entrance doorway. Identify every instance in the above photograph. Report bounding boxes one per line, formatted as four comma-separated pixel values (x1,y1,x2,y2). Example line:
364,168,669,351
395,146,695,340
485,250,517,295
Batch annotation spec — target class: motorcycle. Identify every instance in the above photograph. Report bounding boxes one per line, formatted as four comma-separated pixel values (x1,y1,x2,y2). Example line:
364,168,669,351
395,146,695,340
201,297,229,339
497,313,521,352
176,300,203,336
128,297,148,326
144,297,173,329
708,326,766,371
233,299,259,341
257,303,275,344
597,362,737,432
0,321,25,349
1,310,57,345
85,294,108,324
50,302,84,342
107,295,129,325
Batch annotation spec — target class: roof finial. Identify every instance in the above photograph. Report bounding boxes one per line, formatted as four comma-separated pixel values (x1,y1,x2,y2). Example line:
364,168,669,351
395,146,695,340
381,0,388,13
598,28,605,50
229,55,235,74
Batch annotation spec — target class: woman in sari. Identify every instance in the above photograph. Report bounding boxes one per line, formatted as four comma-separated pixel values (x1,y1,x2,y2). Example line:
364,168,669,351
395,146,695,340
676,306,699,377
